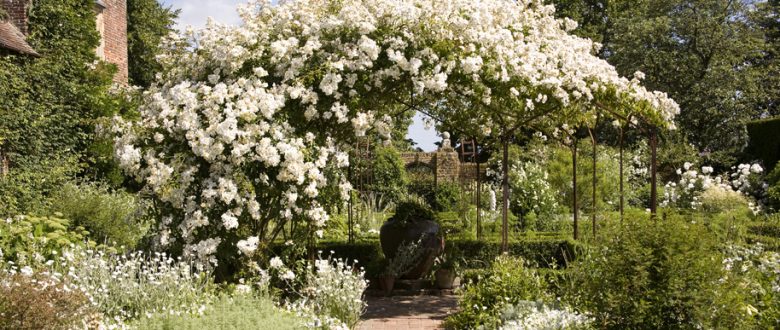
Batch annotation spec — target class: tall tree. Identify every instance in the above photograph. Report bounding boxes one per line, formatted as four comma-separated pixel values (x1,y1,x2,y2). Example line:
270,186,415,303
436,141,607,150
752,0,780,117
127,0,179,87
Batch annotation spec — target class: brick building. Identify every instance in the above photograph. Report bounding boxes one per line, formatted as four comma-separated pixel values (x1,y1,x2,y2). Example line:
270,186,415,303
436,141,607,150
0,0,128,83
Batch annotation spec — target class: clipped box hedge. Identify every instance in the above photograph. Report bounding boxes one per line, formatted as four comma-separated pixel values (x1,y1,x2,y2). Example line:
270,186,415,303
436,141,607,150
449,238,581,269
748,223,780,238
746,117,780,170
304,236,581,273
745,234,780,252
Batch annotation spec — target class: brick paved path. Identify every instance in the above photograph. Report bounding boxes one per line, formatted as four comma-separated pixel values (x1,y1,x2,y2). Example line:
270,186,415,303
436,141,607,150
357,295,458,330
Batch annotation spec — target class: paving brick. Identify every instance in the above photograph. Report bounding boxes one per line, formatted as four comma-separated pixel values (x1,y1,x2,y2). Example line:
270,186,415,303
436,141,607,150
358,295,457,330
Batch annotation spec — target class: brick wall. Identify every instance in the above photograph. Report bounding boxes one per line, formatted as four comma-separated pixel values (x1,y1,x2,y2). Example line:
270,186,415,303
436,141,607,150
100,0,128,83
1,0,30,35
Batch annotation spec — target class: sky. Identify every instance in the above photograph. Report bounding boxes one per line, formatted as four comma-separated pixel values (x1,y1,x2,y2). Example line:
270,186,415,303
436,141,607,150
159,0,440,151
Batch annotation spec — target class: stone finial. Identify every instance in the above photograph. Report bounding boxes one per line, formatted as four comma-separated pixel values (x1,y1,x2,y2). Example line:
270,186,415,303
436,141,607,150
441,131,451,150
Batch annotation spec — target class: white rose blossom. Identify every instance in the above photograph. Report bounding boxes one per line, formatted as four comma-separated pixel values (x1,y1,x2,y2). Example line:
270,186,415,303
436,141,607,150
113,0,678,262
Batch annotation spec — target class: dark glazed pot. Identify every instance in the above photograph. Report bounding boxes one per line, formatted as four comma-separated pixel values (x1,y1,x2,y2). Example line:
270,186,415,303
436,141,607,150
379,217,442,279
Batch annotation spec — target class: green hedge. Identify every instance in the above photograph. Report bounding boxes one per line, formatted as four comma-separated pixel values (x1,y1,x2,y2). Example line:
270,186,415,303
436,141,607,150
746,117,780,169
449,238,581,269
270,236,581,276
748,223,780,238
745,234,780,251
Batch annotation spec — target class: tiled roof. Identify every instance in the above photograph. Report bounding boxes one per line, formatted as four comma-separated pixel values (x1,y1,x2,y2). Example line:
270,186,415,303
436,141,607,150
0,20,39,56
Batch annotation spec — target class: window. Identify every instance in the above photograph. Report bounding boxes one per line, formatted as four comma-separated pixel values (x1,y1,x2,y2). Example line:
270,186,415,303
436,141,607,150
95,0,106,59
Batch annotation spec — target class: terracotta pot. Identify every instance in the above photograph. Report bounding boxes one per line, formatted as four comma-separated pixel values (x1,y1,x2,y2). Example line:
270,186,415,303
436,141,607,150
434,268,456,289
379,218,442,279
378,275,395,296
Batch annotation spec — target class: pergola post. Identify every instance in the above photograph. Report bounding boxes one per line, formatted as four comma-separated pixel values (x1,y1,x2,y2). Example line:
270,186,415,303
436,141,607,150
589,127,597,237
572,138,579,240
475,144,482,240
650,127,658,218
619,126,625,223
501,137,510,252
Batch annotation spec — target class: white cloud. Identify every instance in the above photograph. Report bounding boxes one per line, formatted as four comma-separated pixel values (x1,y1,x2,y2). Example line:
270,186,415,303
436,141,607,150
161,0,243,30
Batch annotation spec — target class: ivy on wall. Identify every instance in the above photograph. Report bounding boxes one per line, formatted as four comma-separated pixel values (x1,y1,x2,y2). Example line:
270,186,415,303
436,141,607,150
0,0,117,215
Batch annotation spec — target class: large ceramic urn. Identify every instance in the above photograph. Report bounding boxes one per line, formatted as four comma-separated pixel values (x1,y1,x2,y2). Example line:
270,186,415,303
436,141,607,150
379,215,443,279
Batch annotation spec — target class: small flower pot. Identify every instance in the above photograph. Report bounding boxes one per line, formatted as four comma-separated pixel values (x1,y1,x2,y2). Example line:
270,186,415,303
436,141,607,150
378,275,395,295
434,268,456,289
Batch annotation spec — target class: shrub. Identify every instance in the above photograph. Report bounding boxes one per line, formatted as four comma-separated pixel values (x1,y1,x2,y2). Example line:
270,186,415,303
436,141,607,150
433,182,461,212
15,247,216,327
50,182,149,249
0,272,94,330
541,141,621,215
699,185,751,214
131,293,304,330
721,244,780,329
407,177,436,207
451,238,580,269
307,237,580,272
390,199,436,225
499,301,592,330
446,256,551,329
745,117,780,169
564,217,750,329
370,145,409,204
766,164,780,211
0,214,91,265
300,254,367,328
266,253,367,329
0,159,78,217
748,222,780,238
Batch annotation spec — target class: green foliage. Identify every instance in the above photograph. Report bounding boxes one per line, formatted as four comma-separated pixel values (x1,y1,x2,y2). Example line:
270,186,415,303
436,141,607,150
698,187,751,215
0,214,91,264
746,215,780,251
450,237,580,269
316,240,383,276
754,0,780,117
0,158,79,216
127,0,179,87
766,164,780,211
555,0,771,166
389,199,436,226
407,177,436,207
748,223,780,239
0,273,93,330
0,0,120,213
564,216,750,329
282,237,579,277
369,145,409,203
130,293,304,330
542,141,621,214
446,256,551,329
433,181,460,212
721,245,780,329
49,182,149,249
746,117,780,171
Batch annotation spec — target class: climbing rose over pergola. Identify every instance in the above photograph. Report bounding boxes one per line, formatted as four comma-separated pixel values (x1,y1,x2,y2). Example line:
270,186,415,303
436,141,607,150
113,0,678,265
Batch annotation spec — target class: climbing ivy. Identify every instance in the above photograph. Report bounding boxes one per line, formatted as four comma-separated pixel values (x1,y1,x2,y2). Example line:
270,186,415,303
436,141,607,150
0,0,117,215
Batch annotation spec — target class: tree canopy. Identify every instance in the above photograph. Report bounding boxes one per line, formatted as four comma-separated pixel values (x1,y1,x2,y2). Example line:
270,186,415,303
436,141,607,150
127,0,180,87
554,0,776,166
